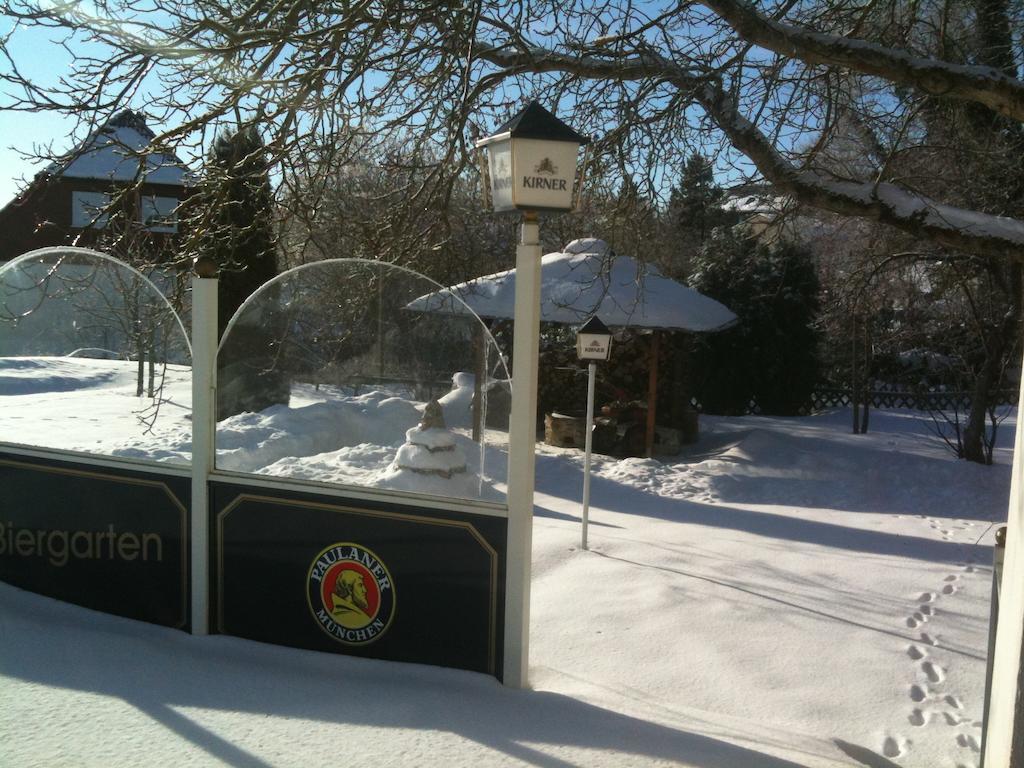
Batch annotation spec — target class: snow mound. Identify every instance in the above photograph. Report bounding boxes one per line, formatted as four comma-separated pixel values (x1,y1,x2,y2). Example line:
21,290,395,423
216,392,420,474
377,461,479,498
0,356,119,394
596,456,713,501
393,441,466,475
110,443,193,465
703,429,836,474
258,444,397,486
584,429,863,506
402,425,457,451
563,237,611,256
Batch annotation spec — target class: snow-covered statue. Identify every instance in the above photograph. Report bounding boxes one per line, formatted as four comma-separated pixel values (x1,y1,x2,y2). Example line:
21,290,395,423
437,372,475,429
418,399,448,432
380,398,476,496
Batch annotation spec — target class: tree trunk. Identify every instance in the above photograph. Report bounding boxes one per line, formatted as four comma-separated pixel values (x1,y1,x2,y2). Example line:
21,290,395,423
975,0,1017,76
136,334,145,397
860,321,871,434
645,331,660,458
851,314,860,434
960,2,1023,462
963,352,1000,463
964,264,1023,463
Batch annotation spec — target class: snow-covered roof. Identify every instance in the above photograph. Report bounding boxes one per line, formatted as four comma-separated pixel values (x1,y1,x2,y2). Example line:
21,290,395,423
408,238,737,332
45,110,190,186
722,191,788,215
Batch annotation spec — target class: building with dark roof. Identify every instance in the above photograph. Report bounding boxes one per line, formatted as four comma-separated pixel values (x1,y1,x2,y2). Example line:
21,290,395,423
0,110,191,263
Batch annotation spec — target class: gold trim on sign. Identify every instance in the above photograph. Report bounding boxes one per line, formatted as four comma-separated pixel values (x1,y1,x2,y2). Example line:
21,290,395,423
0,457,189,629
216,491,500,675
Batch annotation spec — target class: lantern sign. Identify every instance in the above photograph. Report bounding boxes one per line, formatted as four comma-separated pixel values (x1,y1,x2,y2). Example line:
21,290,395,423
575,315,612,551
474,101,591,688
576,316,612,361
476,101,590,213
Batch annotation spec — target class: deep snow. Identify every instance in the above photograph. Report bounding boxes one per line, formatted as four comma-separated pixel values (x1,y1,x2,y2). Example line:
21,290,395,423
0,357,1010,768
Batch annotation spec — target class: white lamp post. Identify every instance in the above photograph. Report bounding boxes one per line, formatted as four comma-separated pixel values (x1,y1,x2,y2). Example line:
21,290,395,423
575,316,612,551
190,254,219,636
476,101,589,688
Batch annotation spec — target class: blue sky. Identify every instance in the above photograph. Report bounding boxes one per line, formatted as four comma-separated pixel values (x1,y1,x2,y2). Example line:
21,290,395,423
0,112,76,204
0,22,80,204
0,7,754,210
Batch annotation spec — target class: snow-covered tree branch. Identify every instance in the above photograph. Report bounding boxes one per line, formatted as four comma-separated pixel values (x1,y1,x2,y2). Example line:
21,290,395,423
701,0,1024,123
1,0,1022,259
476,40,1024,258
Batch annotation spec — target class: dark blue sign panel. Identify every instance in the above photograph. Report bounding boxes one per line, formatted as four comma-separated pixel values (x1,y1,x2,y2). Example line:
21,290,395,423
0,451,189,629
211,481,506,679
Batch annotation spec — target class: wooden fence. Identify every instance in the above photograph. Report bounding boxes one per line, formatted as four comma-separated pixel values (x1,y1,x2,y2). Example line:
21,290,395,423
691,387,1019,416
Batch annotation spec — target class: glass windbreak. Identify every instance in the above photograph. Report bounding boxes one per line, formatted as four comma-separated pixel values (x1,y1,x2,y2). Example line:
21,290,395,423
0,248,192,463
216,260,510,503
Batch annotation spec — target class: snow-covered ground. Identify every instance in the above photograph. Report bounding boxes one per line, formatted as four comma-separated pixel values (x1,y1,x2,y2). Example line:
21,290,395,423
0,357,507,500
0,357,1010,767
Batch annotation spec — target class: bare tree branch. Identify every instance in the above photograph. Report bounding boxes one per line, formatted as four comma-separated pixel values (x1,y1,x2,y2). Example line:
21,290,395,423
701,0,1024,123
2,0,1024,260
476,42,1024,258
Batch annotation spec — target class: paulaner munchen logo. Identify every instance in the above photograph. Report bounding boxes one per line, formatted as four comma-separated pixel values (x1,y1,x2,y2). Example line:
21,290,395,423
307,542,395,646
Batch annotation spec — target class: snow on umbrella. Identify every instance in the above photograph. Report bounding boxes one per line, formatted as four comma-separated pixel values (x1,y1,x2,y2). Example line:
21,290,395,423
407,239,737,457
406,238,737,332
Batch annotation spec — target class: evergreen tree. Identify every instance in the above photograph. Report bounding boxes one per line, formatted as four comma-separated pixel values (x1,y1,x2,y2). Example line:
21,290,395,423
193,127,289,418
672,154,722,241
199,128,280,336
689,230,820,416
664,153,737,278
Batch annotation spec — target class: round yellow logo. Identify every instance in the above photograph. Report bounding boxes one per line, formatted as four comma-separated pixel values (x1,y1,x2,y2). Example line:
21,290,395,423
306,542,395,645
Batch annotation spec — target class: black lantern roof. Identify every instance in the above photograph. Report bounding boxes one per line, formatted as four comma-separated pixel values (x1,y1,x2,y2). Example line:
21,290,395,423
578,316,611,336
486,101,590,144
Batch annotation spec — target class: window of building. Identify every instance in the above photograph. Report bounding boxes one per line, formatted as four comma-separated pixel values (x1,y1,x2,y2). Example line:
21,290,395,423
71,191,111,229
140,196,179,233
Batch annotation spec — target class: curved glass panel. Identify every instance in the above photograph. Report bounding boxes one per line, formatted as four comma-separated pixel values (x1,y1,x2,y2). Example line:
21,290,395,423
216,259,510,503
0,247,192,463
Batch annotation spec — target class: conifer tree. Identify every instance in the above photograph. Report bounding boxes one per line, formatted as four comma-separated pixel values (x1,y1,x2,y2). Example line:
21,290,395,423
198,128,279,337
689,230,820,416
665,154,737,277
670,154,728,245
193,127,288,418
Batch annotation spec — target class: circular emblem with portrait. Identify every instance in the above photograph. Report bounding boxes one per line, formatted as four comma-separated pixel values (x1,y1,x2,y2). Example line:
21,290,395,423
306,542,395,646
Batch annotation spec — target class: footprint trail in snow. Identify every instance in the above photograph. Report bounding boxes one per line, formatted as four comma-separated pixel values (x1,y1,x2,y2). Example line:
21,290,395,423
893,520,987,767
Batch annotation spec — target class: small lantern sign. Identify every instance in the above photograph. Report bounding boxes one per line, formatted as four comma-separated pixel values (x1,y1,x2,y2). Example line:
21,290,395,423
575,315,612,551
576,316,612,361
476,101,590,213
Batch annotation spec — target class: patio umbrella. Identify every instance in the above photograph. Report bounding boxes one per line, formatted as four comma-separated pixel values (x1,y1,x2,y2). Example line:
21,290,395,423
408,238,736,330
407,238,737,455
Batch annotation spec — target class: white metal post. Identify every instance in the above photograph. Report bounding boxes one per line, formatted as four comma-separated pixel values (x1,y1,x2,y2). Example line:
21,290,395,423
581,361,596,550
504,213,542,688
190,275,218,635
983,351,1024,766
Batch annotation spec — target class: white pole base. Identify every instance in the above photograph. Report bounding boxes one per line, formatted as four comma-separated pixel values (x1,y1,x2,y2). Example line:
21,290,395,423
190,275,218,636
503,215,541,688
